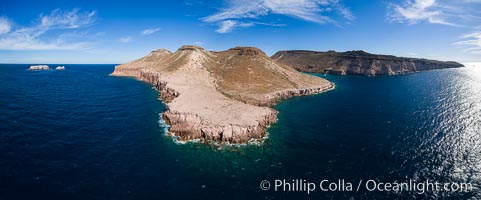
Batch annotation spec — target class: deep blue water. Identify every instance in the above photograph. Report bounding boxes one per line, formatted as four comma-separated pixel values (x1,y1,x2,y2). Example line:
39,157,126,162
0,64,480,200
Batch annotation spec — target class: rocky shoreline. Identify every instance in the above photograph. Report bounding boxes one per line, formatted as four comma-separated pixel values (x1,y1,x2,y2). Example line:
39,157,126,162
112,45,333,144
137,68,332,144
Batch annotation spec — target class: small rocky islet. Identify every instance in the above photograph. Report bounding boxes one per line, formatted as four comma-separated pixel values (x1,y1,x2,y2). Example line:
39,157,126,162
112,45,464,144
28,65,66,70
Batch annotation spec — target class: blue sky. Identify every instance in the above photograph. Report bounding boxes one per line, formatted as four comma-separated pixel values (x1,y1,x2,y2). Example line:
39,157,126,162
0,0,480,64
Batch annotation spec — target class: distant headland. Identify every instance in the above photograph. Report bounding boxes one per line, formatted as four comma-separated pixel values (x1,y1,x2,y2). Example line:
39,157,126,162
272,50,464,76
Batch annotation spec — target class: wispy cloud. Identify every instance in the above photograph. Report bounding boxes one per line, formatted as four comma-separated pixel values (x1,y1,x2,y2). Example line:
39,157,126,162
215,20,255,33
0,17,11,34
39,9,96,29
388,0,480,26
119,36,132,43
141,27,160,35
202,0,354,33
216,20,286,33
453,31,481,54
216,20,237,33
0,8,96,50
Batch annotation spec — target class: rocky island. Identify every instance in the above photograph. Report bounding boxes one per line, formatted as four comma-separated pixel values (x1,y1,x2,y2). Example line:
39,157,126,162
112,45,333,143
271,50,464,75
28,65,50,70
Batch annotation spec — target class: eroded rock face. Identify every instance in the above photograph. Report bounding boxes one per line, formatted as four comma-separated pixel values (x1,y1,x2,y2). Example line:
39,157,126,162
270,86,333,101
272,50,464,76
140,69,179,103
112,45,333,144
229,46,266,56
162,110,278,143
178,45,205,51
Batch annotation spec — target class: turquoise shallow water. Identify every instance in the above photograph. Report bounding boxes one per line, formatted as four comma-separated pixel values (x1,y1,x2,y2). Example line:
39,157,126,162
0,64,480,199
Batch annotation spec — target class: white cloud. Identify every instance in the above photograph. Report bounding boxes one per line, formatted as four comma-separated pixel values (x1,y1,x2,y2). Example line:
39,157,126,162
389,0,452,25
388,0,480,26
202,0,353,33
0,8,96,50
141,27,160,35
0,17,11,34
119,36,132,43
453,31,481,54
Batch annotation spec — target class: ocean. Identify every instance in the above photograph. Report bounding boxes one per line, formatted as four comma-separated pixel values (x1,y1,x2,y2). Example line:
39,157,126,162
0,64,480,199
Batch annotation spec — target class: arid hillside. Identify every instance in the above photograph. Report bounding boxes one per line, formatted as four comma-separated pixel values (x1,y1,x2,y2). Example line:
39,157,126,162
112,45,333,143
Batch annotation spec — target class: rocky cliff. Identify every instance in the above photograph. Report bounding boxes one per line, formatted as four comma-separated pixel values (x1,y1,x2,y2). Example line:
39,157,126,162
112,45,333,144
271,50,464,76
